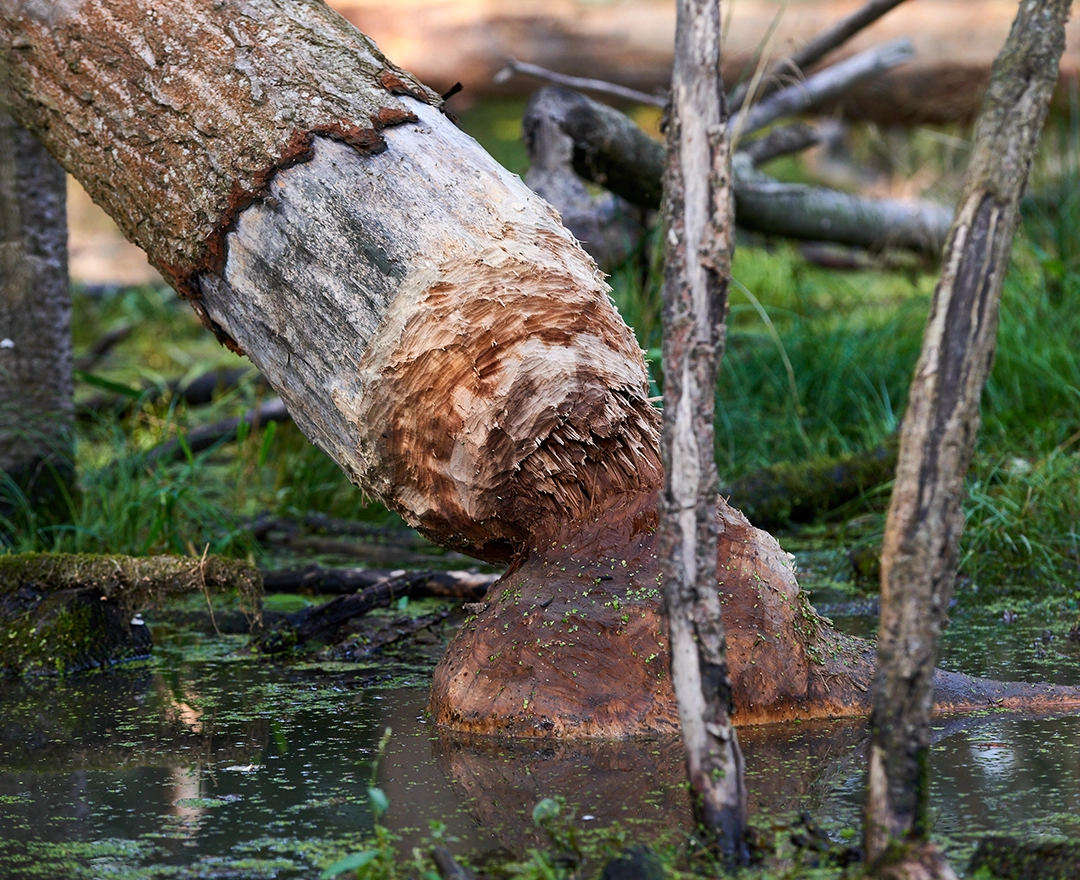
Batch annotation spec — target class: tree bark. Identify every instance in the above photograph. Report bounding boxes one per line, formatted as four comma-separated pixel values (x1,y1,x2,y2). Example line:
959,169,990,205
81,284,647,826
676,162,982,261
0,112,74,521
659,0,747,857
865,0,1071,870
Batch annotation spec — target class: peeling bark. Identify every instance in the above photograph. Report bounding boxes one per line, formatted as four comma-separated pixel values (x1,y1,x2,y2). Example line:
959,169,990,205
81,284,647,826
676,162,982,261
865,0,1071,867
0,0,436,336
658,0,747,855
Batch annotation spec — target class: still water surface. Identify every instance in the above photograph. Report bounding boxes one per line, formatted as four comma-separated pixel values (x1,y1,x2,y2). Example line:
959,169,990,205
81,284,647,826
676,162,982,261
2,591,1079,877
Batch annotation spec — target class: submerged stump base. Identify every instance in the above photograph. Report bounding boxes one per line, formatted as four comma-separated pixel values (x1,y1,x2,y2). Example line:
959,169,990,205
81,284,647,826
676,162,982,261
430,493,1080,738
430,492,878,737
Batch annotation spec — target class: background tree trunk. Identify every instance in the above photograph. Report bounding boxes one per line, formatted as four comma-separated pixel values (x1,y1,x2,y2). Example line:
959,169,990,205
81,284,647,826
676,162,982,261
0,113,74,523
865,0,1071,871
659,0,747,857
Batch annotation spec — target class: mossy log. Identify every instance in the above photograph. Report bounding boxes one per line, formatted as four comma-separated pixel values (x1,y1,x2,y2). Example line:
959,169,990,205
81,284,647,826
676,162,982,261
967,837,1080,880
721,437,899,531
0,553,262,675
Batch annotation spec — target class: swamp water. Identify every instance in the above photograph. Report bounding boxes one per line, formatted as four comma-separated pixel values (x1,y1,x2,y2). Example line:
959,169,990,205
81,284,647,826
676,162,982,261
2,584,1080,878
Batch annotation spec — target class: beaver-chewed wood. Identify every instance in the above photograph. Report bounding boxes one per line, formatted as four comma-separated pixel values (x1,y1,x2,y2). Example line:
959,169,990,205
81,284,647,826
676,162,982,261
4,0,1079,733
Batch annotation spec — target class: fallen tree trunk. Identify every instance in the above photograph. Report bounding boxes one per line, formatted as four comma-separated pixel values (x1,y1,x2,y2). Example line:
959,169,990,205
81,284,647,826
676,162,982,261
721,436,899,531
0,553,262,674
522,87,954,258
4,0,1078,735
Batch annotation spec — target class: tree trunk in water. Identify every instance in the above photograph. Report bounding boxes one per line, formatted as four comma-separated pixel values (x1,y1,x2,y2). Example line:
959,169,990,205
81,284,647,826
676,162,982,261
0,113,74,522
659,0,747,856
4,0,1080,736
865,0,1070,871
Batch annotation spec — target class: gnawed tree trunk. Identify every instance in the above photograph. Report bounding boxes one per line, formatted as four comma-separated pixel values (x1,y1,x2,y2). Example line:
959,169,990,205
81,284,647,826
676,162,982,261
659,0,747,855
3,0,1080,735
0,112,74,522
865,0,1071,872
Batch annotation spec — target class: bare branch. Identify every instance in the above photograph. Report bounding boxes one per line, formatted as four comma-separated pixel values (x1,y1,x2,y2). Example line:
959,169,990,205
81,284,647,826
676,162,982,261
729,0,912,111
740,121,821,166
731,38,915,140
522,87,952,256
495,56,665,107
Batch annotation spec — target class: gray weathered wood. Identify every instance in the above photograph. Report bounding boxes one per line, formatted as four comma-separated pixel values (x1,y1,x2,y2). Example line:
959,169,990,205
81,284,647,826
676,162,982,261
521,87,953,256
660,0,747,857
0,113,73,515
865,0,1071,871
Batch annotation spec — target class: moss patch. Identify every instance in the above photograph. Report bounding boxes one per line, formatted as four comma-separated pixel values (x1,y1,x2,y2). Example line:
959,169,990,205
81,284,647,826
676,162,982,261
0,552,262,675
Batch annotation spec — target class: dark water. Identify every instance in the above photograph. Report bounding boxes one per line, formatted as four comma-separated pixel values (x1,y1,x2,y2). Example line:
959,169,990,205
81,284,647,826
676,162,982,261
2,593,1080,878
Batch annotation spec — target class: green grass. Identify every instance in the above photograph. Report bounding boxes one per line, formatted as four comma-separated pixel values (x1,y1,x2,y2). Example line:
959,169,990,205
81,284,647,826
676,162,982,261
607,146,1080,589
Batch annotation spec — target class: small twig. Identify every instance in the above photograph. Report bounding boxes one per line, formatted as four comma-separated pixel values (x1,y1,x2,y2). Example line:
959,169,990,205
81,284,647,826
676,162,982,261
144,397,291,464
74,323,134,371
729,0,912,111
731,37,915,139
741,122,821,166
495,56,665,107
198,543,222,637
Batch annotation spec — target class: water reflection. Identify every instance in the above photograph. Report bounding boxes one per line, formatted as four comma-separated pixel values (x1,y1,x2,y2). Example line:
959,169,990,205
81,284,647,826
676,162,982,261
1,622,1079,877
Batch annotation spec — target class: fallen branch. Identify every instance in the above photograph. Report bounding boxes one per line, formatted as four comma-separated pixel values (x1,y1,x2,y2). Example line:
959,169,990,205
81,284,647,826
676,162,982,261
144,396,290,464
523,87,953,255
77,365,268,419
729,0,912,111
74,323,134,371
740,122,822,167
495,55,664,107
256,568,494,653
731,38,915,141
732,153,952,255
261,563,497,597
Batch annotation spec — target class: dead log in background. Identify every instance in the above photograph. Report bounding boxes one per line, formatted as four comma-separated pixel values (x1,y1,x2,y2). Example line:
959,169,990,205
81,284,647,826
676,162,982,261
721,436,898,531
256,567,497,652
0,553,262,673
521,87,954,263
866,0,1071,870
333,0,1080,125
